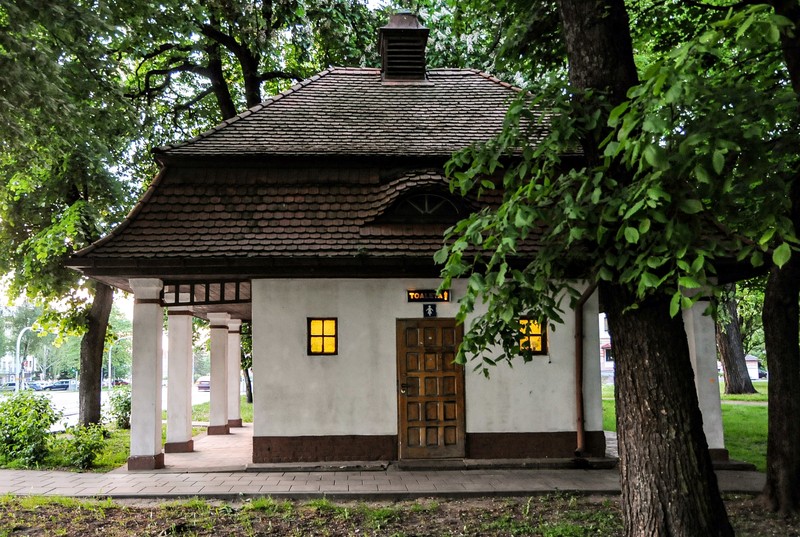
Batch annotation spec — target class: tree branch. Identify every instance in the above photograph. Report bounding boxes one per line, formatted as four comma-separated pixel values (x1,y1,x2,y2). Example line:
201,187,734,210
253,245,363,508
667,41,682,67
173,87,215,114
125,62,212,101
257,70,303,83
135,43,197,76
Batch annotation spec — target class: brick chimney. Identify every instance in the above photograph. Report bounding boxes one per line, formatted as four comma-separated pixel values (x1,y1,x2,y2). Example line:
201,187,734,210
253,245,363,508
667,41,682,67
378,11,430,81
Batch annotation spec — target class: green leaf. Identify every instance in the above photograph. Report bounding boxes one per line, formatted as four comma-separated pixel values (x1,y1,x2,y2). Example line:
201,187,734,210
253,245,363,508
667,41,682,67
759,228,776,246
691,254,705,273
624,227,639,244
679,199,703,214
712,150,725,175
694,165,711,184
678,276,702,289
773,242,792,268
669,293,681,317
643,144,668,170
641,272,660,288
608,101,629,126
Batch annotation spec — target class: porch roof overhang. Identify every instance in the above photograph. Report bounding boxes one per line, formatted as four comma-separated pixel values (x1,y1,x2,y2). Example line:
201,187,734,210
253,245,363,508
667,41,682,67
66,255,450,321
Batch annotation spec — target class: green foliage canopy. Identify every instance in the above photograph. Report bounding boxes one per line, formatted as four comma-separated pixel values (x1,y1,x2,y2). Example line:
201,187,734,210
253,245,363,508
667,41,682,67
437,7,799,371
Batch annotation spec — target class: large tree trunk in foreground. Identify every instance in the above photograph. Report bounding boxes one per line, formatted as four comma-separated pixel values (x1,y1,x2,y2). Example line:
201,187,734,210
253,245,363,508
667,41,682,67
760,0,800,515
556,1,732,534
716,286,756,394
605,285,733,537
761,238,800,514
78,281,113,426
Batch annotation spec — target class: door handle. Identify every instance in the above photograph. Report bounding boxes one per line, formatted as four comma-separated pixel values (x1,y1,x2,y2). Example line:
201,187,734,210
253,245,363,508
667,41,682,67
400,383,410,394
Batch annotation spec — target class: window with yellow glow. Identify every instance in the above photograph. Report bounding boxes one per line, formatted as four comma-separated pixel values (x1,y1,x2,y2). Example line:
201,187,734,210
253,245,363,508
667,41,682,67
308,318,338,355
519,318,547,355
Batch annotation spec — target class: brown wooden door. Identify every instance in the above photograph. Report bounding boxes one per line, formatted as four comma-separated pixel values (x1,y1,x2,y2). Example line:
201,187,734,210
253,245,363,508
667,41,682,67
397,319,465,459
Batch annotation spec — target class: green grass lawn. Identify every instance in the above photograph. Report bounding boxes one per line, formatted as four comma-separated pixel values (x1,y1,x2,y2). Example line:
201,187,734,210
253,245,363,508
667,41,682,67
161,395,254,423
605,379,769,402
720,380,768,402
602,398,767,471
187,395,254,423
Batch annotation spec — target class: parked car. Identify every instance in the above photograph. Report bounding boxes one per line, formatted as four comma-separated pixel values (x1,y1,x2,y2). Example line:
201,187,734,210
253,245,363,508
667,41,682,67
112,379,129,386
27,381,45,391
0,381,25,391
43,380,71,391
196,376,210,391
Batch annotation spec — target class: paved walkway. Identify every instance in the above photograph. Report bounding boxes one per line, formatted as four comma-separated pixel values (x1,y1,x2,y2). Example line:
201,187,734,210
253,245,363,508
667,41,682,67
0,425,766,500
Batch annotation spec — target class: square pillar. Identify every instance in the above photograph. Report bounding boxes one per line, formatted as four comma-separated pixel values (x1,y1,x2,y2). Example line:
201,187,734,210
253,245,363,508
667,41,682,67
227,319,243,427
207,312,230,435
165,304,194,453
683,301,727,460
128,278,165,470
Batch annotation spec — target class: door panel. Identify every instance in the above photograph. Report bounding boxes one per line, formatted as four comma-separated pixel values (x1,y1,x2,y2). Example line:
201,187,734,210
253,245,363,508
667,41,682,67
397,319,465,459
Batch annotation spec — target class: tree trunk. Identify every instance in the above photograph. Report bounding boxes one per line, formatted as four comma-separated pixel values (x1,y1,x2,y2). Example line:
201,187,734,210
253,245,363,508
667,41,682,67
761,257,800,514
243,366,253,404
605,285,734,537
716,286,756,394
556,1,733,534
760,0,800,515
78,281,113,426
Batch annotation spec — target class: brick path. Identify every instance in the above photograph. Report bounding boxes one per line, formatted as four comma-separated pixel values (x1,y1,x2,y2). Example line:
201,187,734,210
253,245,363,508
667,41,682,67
0,425,766,500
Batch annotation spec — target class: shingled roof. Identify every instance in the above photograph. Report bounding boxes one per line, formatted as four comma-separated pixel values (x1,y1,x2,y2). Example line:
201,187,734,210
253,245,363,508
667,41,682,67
67,57,550,300
155,68,539,159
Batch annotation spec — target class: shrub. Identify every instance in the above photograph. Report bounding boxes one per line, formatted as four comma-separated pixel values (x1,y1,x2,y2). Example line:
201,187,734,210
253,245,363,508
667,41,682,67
60,423,107,470
107,385,131,429
0,390,62,466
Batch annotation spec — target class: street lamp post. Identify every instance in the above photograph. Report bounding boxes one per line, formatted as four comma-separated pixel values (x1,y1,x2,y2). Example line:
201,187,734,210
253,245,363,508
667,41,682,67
108,335,132,389
15,326,39,392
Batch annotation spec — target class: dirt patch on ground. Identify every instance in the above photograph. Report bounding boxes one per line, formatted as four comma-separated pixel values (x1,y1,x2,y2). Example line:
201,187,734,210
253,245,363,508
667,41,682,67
1,494,798,536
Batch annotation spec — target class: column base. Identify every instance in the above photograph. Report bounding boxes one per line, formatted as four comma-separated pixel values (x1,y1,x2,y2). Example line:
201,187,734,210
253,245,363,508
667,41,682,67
164,440,194,453
710,448,729,462
208,424,230,435
228,419,243,428
127,452,165,470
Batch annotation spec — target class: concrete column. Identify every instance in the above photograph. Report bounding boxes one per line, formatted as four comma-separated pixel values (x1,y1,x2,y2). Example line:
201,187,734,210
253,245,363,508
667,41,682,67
165,304,194,453
227,319,243,428
128,278,164,470
207,312,230,435
683,301,727,460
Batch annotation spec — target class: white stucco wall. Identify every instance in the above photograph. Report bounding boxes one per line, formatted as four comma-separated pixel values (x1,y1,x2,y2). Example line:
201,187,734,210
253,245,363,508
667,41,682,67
251,278,601,438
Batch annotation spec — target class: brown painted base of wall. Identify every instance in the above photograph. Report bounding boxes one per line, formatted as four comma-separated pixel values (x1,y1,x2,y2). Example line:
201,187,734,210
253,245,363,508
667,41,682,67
127,452,165,470
710,448,729,462
253,435,397,463
164,440,194,453
228,419,243,428
466,431,606,459
208,424,230,435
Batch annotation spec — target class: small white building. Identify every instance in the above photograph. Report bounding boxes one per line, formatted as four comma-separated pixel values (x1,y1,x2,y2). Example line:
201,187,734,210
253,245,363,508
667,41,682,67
67,13,726,469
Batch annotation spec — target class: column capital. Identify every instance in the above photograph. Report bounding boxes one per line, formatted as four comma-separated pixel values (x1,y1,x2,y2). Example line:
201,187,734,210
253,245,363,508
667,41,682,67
129,278,163,300
168,306,194,316
227,319,243,332
207,312,231,328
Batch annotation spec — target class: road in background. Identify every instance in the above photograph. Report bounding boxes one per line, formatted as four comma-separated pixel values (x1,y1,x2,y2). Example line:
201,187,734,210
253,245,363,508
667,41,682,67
34,386,212,430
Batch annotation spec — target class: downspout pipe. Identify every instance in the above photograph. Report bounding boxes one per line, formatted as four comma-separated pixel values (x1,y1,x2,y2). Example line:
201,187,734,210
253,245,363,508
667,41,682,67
575,281,598,457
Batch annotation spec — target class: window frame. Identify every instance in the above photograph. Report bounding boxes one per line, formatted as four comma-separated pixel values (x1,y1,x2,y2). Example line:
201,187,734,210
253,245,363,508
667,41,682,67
307,317,338,356
519,317,548,356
